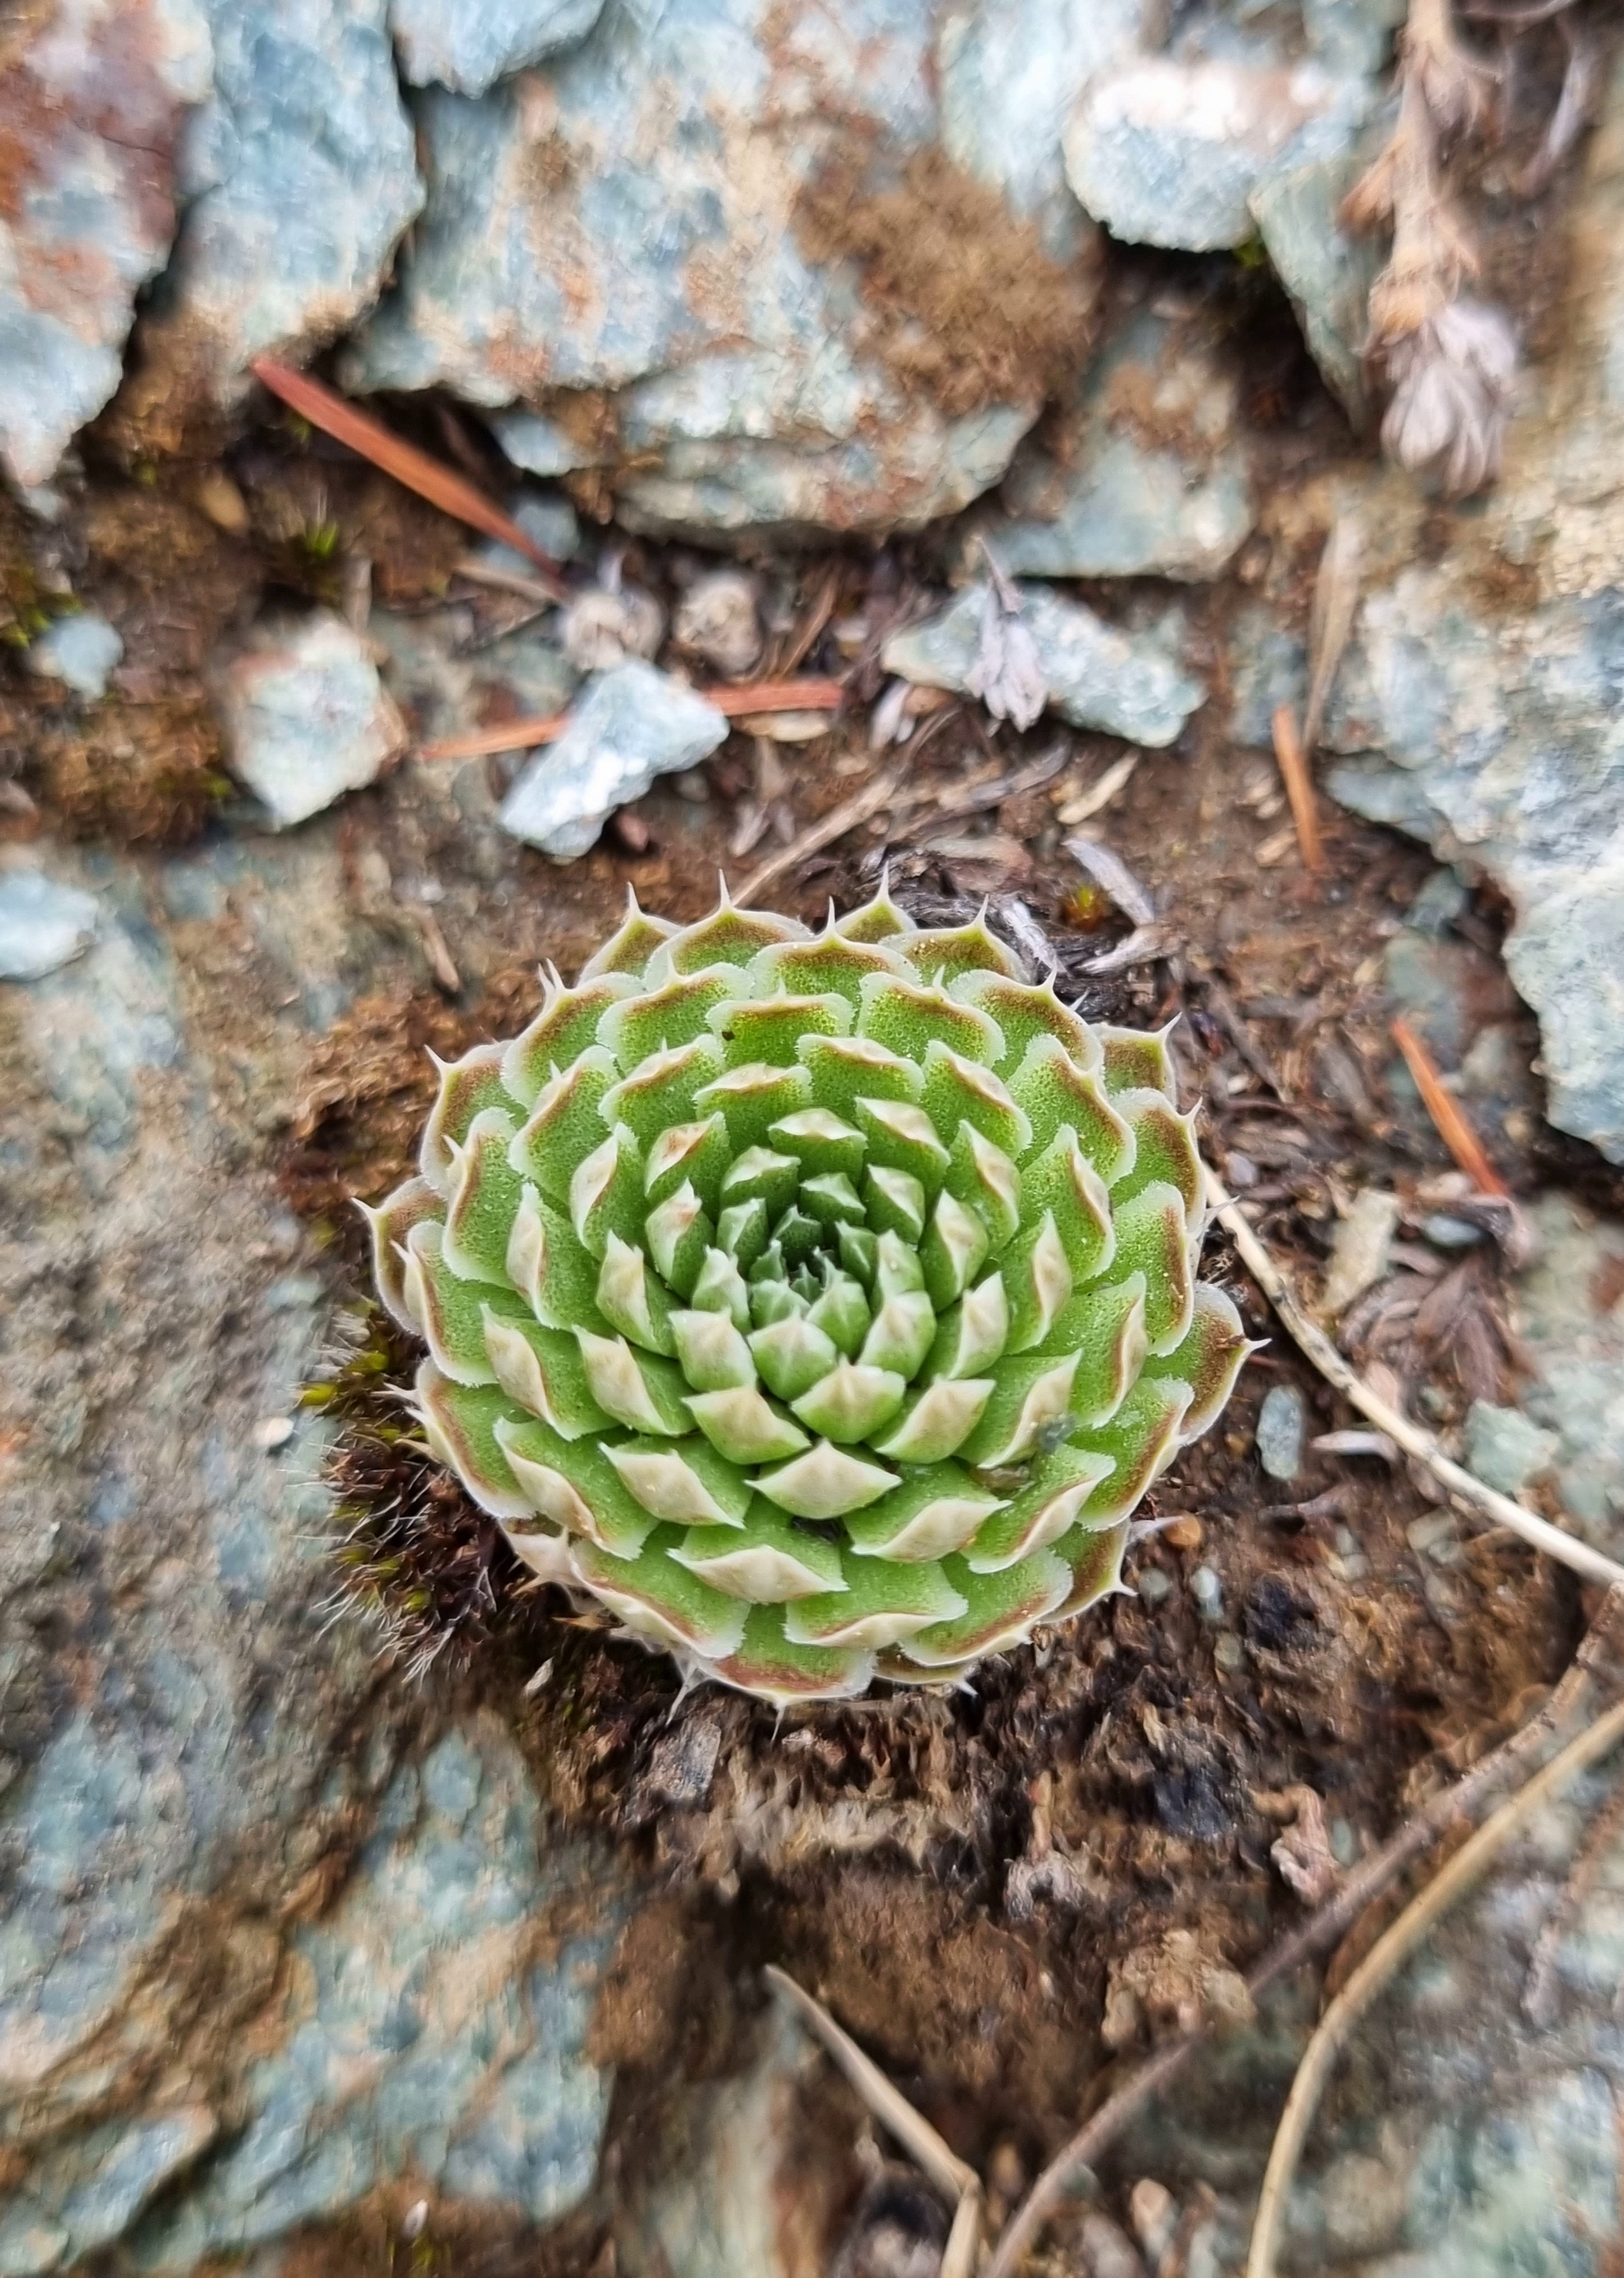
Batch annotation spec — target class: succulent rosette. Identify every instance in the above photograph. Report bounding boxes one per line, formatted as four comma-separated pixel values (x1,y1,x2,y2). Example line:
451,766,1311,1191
364,885,1250,1704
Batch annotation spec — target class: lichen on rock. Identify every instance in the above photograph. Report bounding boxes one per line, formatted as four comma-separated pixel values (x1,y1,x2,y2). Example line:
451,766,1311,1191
365,883,1251,1704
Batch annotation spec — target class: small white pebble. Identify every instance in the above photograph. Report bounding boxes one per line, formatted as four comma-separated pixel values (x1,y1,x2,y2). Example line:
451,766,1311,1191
1214,1631,1244,1673
1190,1564,1223,1613
1137,1567,1172,1605
253,1416,294,1451
400,2199,429,2242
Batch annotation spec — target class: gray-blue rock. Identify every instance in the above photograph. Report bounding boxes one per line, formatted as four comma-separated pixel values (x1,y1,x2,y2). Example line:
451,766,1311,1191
500,661,728,858
1499,1195,1624,1549
132,1722,621,2268
0,823,639,2271
492,409,612,480
1464,1401,1560,1499
217,611,408,829
1250,147,1382,424
882,582,1205,746
975,306,1254,581
936,0,1149,261
346,0,1051,534
389,0,607,95
26,613,124,703
1256,1383,1306,1480
1227,600,1308,748
150,0,422,398
1064,54,1368,251
1323,66,1624,1163
0,0,211,486
0,871,100,981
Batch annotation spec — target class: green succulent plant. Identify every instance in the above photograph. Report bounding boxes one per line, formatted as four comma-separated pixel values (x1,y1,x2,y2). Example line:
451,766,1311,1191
365,884,1251,1704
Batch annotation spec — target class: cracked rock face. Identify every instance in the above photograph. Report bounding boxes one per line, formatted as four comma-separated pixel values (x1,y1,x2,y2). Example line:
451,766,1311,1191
1323,56,1624,1167
141,0,423,401
0,830,634,2272
345,0,1063,535
0,0,212,486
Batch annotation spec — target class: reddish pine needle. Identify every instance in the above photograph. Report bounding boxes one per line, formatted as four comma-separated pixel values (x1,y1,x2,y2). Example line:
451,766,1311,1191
416,677,847,764
1390,1016,1510,1196
1270,704,1326,874
250,356,569,596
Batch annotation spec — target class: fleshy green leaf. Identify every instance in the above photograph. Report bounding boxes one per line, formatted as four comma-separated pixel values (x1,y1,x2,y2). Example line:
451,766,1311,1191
501,971,636,1106
753,1438,898,1519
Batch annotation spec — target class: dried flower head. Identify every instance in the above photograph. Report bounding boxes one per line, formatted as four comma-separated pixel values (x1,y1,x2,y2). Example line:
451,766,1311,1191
1380,298,1519,497
363,884,1250,1703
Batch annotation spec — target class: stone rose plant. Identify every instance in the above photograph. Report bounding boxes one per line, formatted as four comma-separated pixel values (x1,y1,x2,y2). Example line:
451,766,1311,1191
365,886,1250,1704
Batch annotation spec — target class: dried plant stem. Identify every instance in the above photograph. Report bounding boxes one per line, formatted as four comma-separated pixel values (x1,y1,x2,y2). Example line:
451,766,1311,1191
1244,1691,1624,2278
417,677,848,764
1208,1173,1624,1587
731,768,911,905
1390,1016,1510,1195
764,1966,978,2204
940,2183,985,2278
1270,706,1325,873
984,1585,1624,2278
250,357,569,593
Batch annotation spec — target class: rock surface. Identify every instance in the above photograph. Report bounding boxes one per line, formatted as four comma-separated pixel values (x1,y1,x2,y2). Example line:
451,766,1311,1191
615,2005,860,2278
0,0,212,486
146,0,422,400
389,0,607,95
217,611,409,829
1250,147,1381,425
883,582,1205,747
1064,54,1365,252
347,0,1064,534
936,0,1147,261
499,661,727,857
0,867,100,979
973,305,1254,581
25,612,124,703
1323,59,1624,1163
1500,1194,1624,1549
0,826,635,2272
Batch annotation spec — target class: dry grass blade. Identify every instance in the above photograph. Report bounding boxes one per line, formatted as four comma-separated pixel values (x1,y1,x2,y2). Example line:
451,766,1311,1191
1304,515,1364,752
1208,1171,1623,1587
251,357,569,595
1390,1015,1510,1196
1270,705,1325,873
731,766,911,906
940,2183,984,2278
983,1584,1624,2278
763,1966,978,2204
1059,748,1139,825
1244,1692,1624,2278
416,677,848,764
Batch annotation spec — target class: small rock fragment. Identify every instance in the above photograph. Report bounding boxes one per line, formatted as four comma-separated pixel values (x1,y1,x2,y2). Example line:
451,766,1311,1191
500,662,727,860
1256,1383,1307,1480
1065,56,1365,251
1464,1400,1560,1498
217,612,409,830
1128,2179,1178,2266
882,582,1203,747
26,614,124,703
561,588,666,674
981,308,1254,583
1323,1189,1402,1315
673,570,764,679
389,0,607,97
0,871,101,981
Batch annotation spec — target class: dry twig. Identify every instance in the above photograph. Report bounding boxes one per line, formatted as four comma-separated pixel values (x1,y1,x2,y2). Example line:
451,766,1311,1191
764,1966,977,2205
984,1586,1624,2278
1244,1692,1624,2278
732,768,909,905
416,677,848,764
1270,705,1325,873
1304,515,1365,753
250,357,569,592
1390,1015,1510,1195
1208,1171,1622,1587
